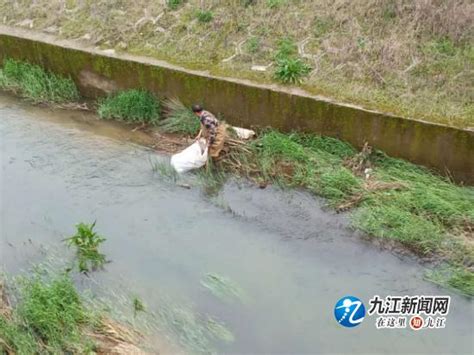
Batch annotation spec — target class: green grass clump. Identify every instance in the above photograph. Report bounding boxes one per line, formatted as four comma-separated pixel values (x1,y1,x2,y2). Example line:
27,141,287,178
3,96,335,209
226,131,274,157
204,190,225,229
0,69,8,87
370,155,474,228
167,0,184,10
65,222,107,273
256,131,309,164
0,316,38,354
160,98,200,135
250,131,361,202
353,204,444,254
97,89,161,125
0,275,94,353
318,167,362,202
291,134,356,160
447,268,474,296
196,10,213,23
425,267,474,297
272,38,311,84
0,58,79,103
18,276,89,349
274,57,312,84
274,38,298,60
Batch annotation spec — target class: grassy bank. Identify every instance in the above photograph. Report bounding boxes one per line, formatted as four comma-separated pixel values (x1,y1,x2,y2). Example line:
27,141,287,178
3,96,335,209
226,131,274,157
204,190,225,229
0,58,472,296
0,275,98,353
0,274,148,354
163,101,474,297
1,0,473,127
0,223,145,354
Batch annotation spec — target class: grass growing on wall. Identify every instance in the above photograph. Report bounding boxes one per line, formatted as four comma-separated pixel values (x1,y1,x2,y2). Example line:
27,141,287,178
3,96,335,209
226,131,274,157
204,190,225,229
0,58,79,103
97,89,161,125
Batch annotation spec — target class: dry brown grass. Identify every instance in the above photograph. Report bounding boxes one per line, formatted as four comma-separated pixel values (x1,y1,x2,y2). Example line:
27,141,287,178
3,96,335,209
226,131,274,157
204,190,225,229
1,0,473,127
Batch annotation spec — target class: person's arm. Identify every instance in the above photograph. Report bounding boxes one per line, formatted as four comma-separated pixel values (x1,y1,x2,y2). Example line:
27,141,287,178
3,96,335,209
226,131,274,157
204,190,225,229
195,128,202,141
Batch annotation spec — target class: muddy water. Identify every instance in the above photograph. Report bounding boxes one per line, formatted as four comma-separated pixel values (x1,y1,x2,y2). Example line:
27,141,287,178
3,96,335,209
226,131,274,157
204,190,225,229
0,94,472,354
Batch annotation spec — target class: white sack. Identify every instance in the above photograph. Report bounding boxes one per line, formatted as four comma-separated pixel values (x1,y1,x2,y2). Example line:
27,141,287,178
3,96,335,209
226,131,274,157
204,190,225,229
171,139,208,173
232,126,255,140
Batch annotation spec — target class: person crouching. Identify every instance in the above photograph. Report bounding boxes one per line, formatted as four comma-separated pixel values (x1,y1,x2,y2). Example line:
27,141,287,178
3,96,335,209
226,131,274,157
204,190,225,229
192,104,226,159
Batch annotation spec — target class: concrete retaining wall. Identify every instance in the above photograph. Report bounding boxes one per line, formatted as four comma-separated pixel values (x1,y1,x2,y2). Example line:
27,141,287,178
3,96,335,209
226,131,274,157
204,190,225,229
1,26,472,184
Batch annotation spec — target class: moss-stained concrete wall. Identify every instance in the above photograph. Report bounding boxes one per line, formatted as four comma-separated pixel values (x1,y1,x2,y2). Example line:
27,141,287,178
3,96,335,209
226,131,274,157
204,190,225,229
1,26,473,184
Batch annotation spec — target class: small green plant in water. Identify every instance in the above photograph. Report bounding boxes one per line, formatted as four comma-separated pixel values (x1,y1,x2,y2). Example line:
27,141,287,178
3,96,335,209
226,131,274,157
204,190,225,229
132,297,146,317
0,58,79,103
65,222,107,273
98,89,161,125
150,158,178,182
195,160,228,197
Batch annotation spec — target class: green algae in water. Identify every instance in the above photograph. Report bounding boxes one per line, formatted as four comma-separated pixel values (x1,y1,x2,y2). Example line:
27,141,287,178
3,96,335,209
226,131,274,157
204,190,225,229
206,317,235,343
201,273,248,304
157,303,235,353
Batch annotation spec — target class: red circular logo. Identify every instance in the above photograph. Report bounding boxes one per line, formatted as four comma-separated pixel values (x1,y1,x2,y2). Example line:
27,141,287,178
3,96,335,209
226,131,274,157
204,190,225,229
410,316,424,330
